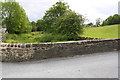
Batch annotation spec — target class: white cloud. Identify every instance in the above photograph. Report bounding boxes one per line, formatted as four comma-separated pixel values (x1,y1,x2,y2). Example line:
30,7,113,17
64,0,119,23
17,0,59,21
17,0,119,24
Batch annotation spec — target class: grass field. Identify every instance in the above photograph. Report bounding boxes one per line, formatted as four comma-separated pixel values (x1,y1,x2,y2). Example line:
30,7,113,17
81,24,119,39
5,24,119,43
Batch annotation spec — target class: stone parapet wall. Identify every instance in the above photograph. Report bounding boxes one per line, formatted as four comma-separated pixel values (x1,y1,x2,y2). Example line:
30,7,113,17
0,39,119,62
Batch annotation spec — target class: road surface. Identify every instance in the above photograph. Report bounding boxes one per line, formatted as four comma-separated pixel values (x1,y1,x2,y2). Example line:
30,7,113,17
2,52,118,78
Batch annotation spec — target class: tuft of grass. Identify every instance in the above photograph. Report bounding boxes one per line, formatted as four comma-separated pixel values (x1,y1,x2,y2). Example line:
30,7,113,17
35,33,68,42
80,24,120,39
5,32,69,43
5,32,43,43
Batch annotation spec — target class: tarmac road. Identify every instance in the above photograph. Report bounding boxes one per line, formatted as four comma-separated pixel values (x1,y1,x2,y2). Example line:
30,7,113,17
2,51,118,78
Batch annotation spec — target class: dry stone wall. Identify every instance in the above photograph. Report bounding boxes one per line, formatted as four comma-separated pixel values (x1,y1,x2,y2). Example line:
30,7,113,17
0,39,119,62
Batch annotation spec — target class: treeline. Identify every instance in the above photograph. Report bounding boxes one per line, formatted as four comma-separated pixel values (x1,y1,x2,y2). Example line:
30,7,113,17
86,14,120,27
102,14,120,26
2,0,85,40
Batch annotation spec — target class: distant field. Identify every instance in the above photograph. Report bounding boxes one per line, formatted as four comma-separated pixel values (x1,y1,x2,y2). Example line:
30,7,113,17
81,25,119,39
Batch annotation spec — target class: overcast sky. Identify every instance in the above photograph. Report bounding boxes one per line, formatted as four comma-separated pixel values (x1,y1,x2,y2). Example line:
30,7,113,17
16,0,119,24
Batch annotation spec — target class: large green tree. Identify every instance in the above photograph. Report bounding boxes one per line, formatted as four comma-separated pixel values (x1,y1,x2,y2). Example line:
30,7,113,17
1,0,32,34
42,0,69,32
36,0,84,40
52,10,84,40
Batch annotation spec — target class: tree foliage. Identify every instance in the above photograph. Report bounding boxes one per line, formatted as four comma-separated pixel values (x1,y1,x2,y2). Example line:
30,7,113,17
31,21,37,32
36,0,84,40
1,0,32,34
102,14,120,26
52,10,84,40
42,0,69,32
86,22,93,27
36,19,45,31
